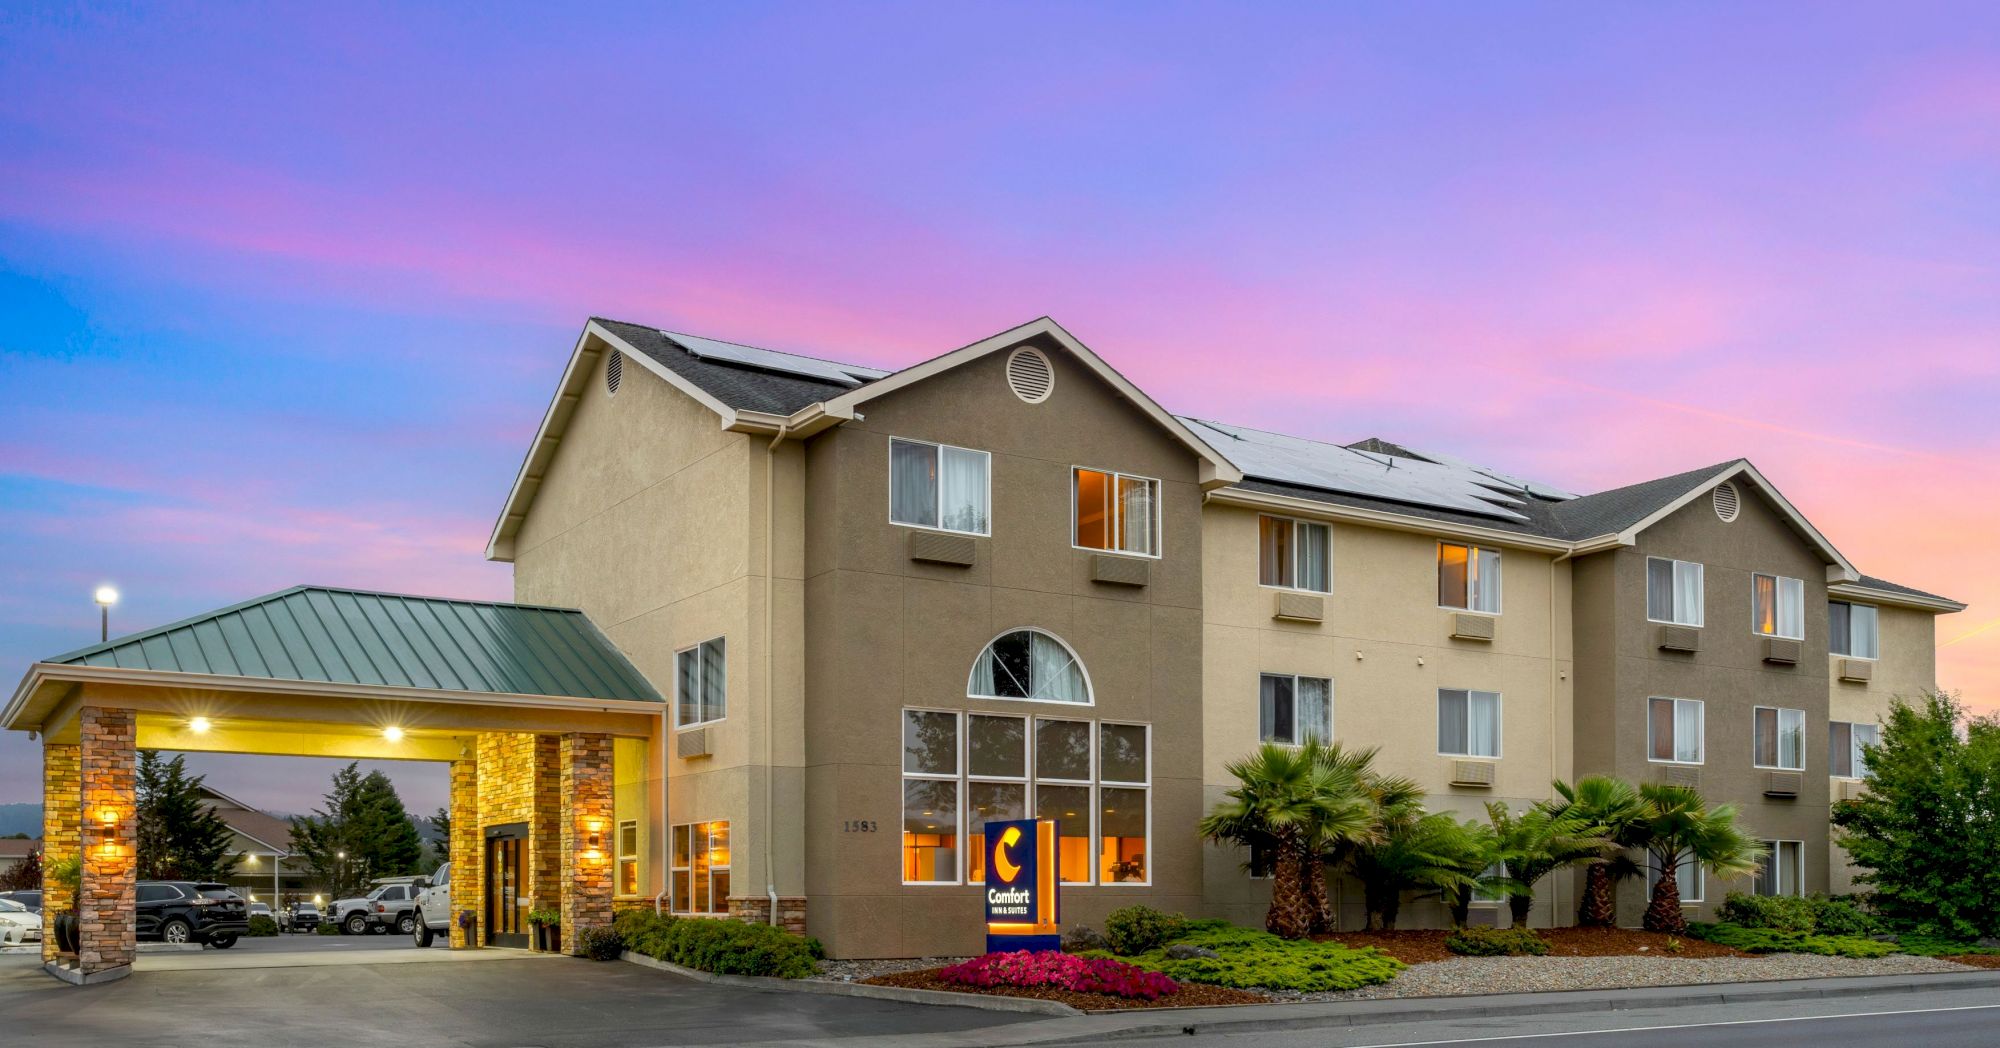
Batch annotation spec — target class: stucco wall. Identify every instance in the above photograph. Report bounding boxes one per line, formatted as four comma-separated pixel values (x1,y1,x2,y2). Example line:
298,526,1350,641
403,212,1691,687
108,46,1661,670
1826,603,1940,893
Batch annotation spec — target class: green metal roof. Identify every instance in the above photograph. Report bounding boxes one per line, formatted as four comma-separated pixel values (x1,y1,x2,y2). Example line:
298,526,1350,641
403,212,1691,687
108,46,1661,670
46,586,662,703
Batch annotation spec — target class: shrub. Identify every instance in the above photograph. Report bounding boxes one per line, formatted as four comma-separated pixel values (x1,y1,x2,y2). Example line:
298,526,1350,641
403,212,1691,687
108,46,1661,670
1892,934,2000,957
1716,892,1883,937
1685,922,1898,959
578,925,625,961
1105,905,1188,956
615,909,822,978
1808,896,1881,937
1446,926,1548,956
246,915,280,937
316,920,341,936
941,950,1179,1000
1104,924,1404,992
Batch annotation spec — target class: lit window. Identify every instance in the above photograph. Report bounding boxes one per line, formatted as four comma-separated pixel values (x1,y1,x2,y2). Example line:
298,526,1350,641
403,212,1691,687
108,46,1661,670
1648,697,1705,764
1753,573,1805,639
968,629,1091,704
1438,543,1501,613
1753,840,1804,897
1259,674,1332,746
1098,722,1149,885
675,638,726,728
1829,721,1879,779
1647,851,1704,902
1829,601,1879,659
1074,467,1159,556
965,714,1026,884
889,437,991,536
670,821,730,915
616,820,640,897
1646,557,1705,626
1754,707,1806,770
902,710,961,884
1259,516,1330,593
1437,689,1502,758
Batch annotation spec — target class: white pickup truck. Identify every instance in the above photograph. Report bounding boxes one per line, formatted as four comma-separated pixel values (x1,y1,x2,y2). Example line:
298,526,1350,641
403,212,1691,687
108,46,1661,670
411,862,452,947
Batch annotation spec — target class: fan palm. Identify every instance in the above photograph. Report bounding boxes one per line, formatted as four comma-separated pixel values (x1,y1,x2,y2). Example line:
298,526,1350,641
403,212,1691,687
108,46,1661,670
1636,783,1765,933
1487,801,1613,929
1349,811,1484,930
1305,742,1419,934
1548,776,1651,927
1200,742,1372,939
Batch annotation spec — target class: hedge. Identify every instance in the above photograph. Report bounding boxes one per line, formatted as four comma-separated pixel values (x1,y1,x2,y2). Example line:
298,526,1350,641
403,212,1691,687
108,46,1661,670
612,910,825,978
1446,926,1547,956
1685,922,1898,958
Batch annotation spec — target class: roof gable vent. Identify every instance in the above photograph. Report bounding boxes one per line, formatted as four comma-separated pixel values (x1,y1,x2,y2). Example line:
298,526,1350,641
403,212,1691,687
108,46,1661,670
606,349,624,396
1005,346,1054,404
1713,481,1740,523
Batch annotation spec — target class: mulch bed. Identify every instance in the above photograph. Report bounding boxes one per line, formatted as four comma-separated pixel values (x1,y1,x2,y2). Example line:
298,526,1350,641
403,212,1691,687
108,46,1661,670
1942,954,2000,969
864,968,1271,1010
1317,927,1744,964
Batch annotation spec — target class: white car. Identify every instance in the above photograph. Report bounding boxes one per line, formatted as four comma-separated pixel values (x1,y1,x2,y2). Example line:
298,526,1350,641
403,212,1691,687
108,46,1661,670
0,897,42,945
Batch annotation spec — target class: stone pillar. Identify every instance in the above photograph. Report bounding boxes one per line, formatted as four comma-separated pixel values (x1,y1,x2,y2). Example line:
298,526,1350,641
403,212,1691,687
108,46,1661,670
448,756,479,949
40,743,79,965
559,733,613,955
77,707,136,977
530,734,561,923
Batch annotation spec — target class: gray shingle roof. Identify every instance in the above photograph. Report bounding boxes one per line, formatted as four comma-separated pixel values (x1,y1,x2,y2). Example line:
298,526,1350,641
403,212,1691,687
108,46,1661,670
46,586,662,702
1851,575,1958,604
594,317,881,416
1543,461,1742,539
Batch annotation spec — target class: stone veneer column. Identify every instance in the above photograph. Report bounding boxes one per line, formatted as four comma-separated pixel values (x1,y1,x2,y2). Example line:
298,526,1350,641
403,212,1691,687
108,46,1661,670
727,895,809,937
448,756,479,948
530,734,561,922
40,742,79,965
77,707,136,977
558,733,613,955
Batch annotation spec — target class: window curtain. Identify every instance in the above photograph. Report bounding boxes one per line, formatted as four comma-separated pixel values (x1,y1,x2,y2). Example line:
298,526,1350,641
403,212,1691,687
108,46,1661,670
1471,548,1502,612
969,649,997,698
1437,689,1470,754
1779,709,1803,769
1296,522,1330,593
1467,691,1499,756
1676,562,1704,626
939,446,988,534
1259,517,1289,587
1439,544,1469,608
1074,469,1112,549
701,639,726,721
1828,721,1853,777
1853,724,1879,777
1117,476,1154,555
1296,677,1331,743
1647,559,1675,621
890,439,938,527
1755,708,1778,766
1260,674,1292,743
1777,577,1804,638
1649,698,1675,761
1029,632,1086,703
677,649,700,727
1674,699,1702,762
1852,605,1879,659
1828,602,1852,655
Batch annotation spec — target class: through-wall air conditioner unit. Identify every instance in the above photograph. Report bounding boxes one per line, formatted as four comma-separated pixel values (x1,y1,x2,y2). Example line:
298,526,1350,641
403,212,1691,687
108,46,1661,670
1450,760,1497,788
907,531,976,566
1838,659,1873,683
1763,771,1802,798
1762,637,1802,665
1658,764,1701,789
1272,592,1324,622
1450,613,1495,642
676,729,711,760
1656,625,1701,653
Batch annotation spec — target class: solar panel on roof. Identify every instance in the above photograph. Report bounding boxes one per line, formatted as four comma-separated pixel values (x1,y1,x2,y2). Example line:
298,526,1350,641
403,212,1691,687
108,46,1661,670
663,330,890,387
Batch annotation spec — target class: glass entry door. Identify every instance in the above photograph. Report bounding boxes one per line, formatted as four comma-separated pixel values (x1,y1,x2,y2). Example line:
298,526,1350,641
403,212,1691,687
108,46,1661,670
485,823,529,948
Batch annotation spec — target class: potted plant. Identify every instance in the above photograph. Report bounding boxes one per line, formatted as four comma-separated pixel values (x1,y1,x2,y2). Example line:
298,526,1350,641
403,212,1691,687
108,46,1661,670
527,907,561,953
44,854,82,955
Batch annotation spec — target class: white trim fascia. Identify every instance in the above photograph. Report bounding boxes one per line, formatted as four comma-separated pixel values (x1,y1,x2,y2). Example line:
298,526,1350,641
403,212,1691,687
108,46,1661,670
4,662,666,732
1614,462,1860,581
1827,581,1966,614
805,317,1244,488
1205,487,1574,554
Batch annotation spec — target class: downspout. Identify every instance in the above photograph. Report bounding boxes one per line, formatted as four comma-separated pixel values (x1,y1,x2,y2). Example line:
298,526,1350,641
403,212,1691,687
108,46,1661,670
764,423,789,925
655,702,669,916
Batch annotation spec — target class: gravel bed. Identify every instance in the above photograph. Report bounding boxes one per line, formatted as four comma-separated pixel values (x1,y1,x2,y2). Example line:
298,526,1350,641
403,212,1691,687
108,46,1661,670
1271,953,1977,1002
811,956,971,983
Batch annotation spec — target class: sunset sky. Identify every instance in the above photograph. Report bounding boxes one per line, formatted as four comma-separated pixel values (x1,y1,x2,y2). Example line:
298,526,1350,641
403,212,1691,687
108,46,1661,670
3,3,1998,814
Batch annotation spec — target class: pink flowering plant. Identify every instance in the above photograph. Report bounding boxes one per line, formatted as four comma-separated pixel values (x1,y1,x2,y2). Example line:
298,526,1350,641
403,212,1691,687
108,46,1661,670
939,950,1180,1000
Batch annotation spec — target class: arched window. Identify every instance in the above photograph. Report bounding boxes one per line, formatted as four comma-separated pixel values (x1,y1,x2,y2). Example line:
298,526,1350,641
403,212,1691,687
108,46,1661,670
967,629,1092,704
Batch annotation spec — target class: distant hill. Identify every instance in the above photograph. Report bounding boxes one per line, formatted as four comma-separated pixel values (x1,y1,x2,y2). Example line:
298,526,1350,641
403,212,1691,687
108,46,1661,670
0,803,42,838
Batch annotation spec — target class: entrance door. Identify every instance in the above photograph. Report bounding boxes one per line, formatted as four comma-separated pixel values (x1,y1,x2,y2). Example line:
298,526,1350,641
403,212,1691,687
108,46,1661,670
485,823,529,948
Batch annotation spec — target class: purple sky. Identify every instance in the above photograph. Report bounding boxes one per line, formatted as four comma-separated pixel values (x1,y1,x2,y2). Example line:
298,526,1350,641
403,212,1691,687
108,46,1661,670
4,4,1999,814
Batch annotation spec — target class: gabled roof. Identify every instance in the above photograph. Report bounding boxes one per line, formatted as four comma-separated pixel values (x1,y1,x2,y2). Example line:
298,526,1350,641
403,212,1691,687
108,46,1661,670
1545,461,1745,540
1831,575,1967,613
41,586,661,703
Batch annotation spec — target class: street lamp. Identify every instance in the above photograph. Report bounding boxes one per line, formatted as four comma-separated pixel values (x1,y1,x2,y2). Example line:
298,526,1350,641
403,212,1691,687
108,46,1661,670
94,586,118,642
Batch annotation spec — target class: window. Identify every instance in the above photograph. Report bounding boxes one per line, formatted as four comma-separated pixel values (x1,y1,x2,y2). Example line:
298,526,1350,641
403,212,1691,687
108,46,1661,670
1753,574,1805,639
1471,862,1507,904
675,638,726,728
1438,542,1502,613
617,820,640,897
1753,840,1804,897
1260,516,1330,592
1648,697,1704,764
903,708,1149,886
1829,601,1879,659
1074,467,1159,556
670,821,730,915
968,629,1091,704
1754,707,1806,770
1260,674,1333,746
889,437,991,535
1829,721,1879,778
1437,689,1502,758
138,884,182,903
1647,557,1705,626
1646,851,1704,903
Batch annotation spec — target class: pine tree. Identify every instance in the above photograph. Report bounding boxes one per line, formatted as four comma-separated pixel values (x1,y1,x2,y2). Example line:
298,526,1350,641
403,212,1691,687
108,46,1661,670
290,763,425,899
134,751,239,880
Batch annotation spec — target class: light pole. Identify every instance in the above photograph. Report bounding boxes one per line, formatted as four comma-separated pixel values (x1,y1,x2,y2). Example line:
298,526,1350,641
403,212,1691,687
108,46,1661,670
94,586,119,642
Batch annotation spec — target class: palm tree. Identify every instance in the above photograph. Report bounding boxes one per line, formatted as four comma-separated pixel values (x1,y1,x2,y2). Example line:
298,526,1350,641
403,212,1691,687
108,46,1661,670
1200,743,1372,939
1349,811,1483,930
1548,776,1650,927
1486,802,1612,929
1434,817,1503,929
1636,783,1765,934
1305,743,1419,934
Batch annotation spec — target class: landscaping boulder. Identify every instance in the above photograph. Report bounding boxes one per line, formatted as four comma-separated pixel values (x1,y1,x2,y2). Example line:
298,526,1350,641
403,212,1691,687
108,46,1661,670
1060,925,1109,953
1164,943,1220,960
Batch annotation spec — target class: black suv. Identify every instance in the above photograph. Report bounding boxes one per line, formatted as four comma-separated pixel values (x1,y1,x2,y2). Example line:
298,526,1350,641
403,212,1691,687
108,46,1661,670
137,882,248,948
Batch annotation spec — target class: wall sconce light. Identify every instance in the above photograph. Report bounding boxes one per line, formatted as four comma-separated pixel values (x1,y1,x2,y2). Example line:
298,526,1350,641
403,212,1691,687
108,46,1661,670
585,817,605,860
96,807,120,828
189,717,212,734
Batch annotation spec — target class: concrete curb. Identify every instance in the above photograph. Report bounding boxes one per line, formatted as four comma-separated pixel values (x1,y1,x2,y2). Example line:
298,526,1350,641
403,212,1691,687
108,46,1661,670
618,951,1081,1016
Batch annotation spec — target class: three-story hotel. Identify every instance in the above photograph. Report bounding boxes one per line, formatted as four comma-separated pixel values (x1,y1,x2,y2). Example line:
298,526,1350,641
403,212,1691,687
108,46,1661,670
8,316,1962,966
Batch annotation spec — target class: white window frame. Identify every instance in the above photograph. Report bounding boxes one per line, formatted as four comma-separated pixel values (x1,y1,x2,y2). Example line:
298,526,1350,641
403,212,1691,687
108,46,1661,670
1753,706,1806,771
887,436,992,537
1437,541,1503,615
669,820,731,916
1258,515,1332,594
674,638,727,729
1259,673,1334,747
1829,600,1880,661
1646,556,1706,627
1436,688,1503,759
1647,696,1706,765
1829,721,1879,779
616,818,640,899
1647,850,1705,903
1071,466,1162,559
1096,720,1153,888
964,713,1029,885
901,708,964,886
1752,573,1806,640
966,627,1095,706
1754,840,1805,898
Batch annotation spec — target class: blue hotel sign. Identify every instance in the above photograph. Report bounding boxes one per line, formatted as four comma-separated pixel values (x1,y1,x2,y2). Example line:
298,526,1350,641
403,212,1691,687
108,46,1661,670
984,818,1060,954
